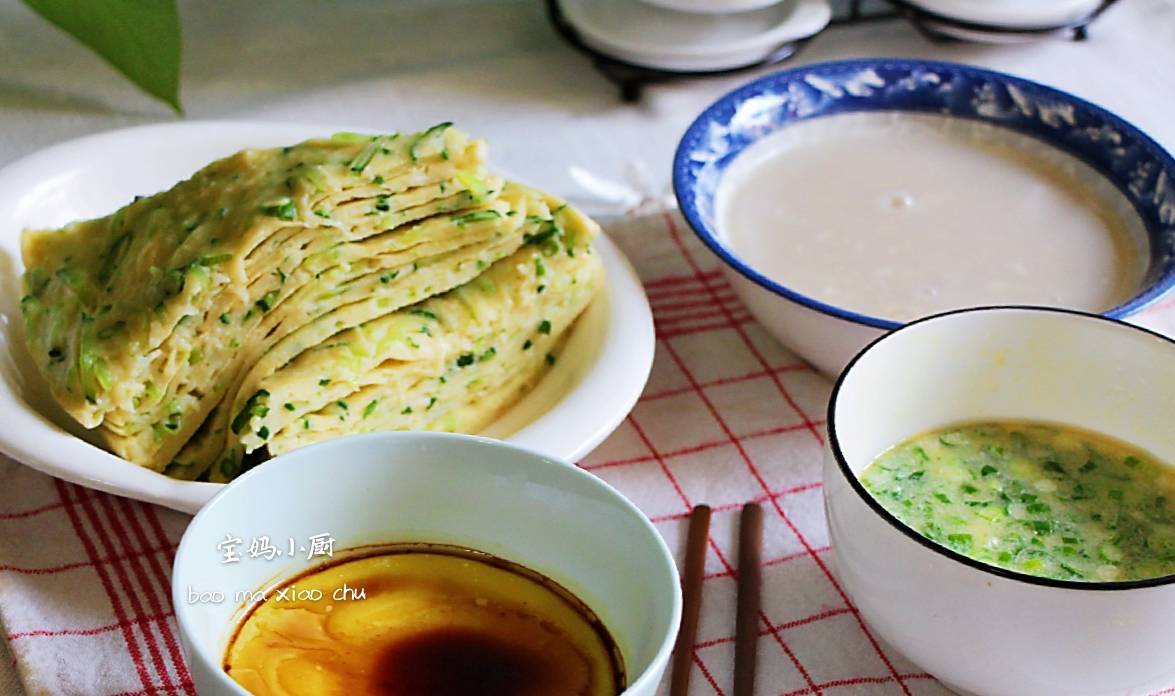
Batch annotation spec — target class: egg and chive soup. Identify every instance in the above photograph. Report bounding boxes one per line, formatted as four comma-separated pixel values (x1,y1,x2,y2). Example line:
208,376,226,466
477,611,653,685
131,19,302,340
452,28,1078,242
861,421,1175,582
225,545,624,696
20,124,603,482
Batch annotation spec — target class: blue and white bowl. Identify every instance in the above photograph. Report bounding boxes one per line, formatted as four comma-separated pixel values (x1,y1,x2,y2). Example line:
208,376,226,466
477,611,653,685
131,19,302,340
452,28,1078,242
673,59,1175,376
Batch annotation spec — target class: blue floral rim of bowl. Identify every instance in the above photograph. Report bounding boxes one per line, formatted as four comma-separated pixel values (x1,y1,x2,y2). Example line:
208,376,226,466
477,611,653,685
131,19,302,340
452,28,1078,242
672,58,1175,330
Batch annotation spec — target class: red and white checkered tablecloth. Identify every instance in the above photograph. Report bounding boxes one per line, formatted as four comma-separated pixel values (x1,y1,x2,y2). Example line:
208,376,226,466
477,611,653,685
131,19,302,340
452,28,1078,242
2,209,1174,696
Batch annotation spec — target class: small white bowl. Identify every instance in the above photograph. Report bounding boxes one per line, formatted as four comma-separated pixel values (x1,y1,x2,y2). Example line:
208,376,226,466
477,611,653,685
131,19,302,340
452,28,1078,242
172,432,681,695
825,307,1175,696
0,121,655,512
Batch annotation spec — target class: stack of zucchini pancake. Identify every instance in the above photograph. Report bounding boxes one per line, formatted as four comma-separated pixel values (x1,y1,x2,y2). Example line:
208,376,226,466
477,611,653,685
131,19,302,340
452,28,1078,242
20,124,603,482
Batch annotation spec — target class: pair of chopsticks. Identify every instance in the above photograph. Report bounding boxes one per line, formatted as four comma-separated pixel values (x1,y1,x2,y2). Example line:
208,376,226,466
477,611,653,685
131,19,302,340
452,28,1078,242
670,503,764,696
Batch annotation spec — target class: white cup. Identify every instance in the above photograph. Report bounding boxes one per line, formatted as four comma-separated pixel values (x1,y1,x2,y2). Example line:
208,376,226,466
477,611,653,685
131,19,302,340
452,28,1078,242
824,307,1175,696
172,432,681,695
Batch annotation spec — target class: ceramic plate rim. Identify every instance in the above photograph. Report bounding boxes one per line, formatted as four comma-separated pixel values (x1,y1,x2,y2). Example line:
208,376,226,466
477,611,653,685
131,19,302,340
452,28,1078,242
0,120,654,514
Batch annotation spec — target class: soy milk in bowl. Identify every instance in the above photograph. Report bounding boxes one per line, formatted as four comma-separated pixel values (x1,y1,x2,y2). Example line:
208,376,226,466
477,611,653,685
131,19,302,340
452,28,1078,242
673,60,1175,376
717,113,1146,322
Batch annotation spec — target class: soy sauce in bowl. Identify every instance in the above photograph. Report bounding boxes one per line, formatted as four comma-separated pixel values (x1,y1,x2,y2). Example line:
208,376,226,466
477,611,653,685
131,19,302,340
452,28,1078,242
224,543,626,696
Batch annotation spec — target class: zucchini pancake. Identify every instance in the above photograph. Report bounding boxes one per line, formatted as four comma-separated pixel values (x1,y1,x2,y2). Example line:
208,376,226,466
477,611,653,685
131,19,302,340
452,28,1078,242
20,124,604,482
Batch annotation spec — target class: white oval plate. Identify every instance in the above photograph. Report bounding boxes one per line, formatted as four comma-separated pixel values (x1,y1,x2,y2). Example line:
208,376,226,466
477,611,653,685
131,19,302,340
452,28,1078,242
0,121,654,513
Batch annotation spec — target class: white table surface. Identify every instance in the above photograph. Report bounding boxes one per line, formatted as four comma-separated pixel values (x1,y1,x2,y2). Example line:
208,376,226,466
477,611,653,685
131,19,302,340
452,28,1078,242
2,0,1174,212
1,0,1173,693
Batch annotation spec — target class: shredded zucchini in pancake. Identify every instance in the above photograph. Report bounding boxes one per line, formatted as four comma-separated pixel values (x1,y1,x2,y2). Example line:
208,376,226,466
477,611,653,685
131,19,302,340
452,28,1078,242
20,125,604,480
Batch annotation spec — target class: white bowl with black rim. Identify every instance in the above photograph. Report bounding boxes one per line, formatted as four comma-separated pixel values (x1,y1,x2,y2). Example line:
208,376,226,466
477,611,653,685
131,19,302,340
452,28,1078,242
825,306,1175,696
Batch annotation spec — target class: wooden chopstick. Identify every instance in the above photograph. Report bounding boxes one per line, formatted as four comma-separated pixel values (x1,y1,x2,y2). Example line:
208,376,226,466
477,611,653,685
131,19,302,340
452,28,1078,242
669,504,711,696
733,502,764,696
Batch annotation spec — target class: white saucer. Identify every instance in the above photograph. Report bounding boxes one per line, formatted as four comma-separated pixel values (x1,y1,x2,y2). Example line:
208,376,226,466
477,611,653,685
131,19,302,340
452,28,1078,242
558,0,832,72
918,18,1077,43
0,121,655,513
904,0,1105,28
642,0,787,14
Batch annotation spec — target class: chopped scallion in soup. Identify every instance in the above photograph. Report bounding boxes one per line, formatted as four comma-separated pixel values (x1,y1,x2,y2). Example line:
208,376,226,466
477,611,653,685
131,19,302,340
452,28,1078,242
861,422,1175,582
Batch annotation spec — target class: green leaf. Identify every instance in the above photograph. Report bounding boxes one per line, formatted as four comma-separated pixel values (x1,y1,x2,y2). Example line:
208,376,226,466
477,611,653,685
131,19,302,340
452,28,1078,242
22,0,183,112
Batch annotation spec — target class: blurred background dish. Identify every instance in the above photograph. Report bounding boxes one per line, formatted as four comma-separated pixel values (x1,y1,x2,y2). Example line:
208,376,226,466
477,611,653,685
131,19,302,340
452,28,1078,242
641,0,789,14
910,18,1074,44
549,1,1122,102
901,0,1110,29
555,0,832,72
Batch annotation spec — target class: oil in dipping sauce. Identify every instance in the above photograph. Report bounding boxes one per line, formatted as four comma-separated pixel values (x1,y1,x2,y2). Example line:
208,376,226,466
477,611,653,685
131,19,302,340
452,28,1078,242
225,544,625,695
717,112,1146,321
